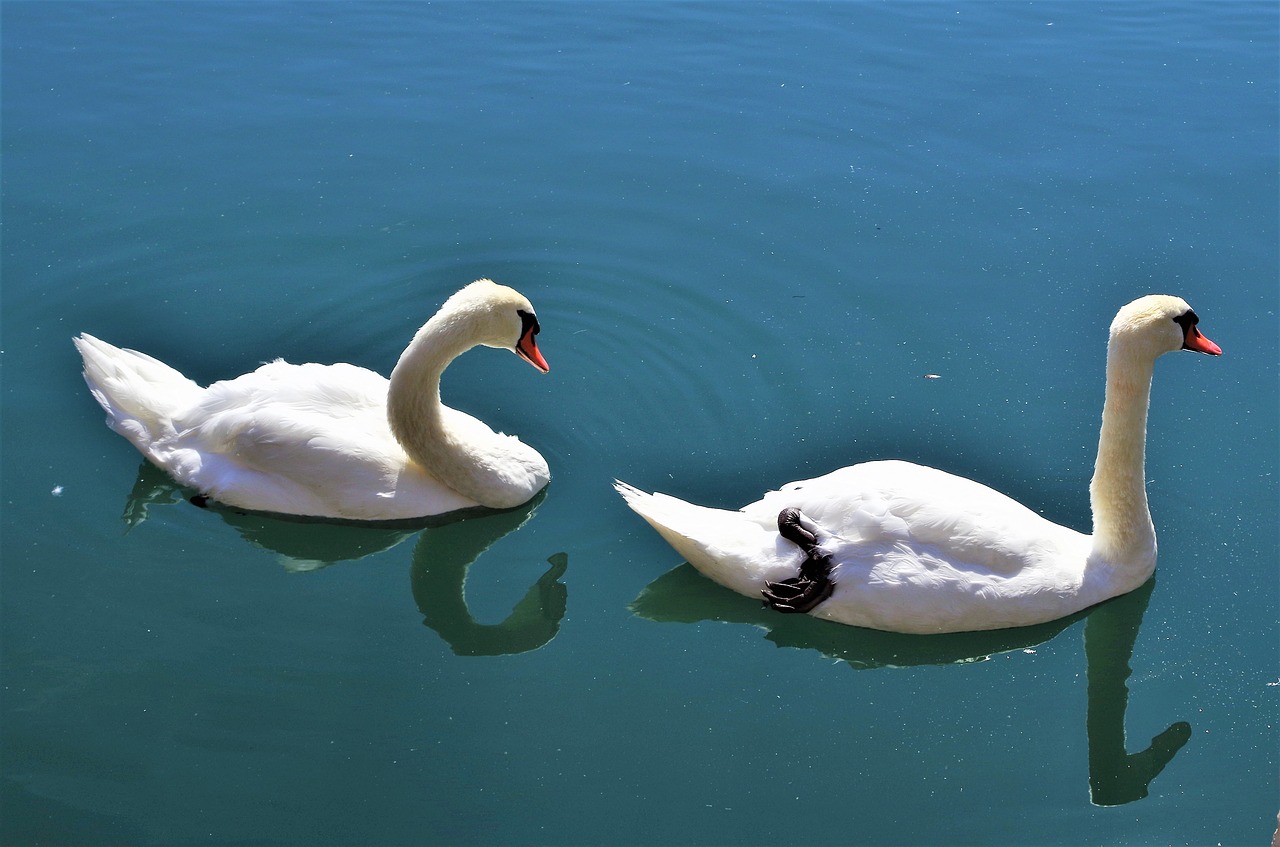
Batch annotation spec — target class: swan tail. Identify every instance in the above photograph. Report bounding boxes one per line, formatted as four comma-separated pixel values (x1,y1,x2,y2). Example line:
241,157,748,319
74,333,203,453
613,480,797,598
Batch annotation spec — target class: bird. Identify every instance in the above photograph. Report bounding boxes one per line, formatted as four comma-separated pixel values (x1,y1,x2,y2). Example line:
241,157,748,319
615,295,1221,634
75,279,551,522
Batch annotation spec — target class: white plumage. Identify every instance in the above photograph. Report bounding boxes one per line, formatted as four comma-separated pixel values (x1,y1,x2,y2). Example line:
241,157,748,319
617,295,1221,634
76,279,550,521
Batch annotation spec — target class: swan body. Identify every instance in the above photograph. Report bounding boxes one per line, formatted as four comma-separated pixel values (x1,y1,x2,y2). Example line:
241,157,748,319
76,279,551,521
617,295,1221,634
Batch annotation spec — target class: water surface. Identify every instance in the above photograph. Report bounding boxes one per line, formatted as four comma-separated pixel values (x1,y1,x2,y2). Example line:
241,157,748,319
2,3,1276,845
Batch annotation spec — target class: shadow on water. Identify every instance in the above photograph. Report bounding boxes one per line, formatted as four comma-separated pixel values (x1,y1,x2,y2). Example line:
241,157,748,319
1082,579,1192,806
409,519,568,657
632,564,1189,806
123,462,568,656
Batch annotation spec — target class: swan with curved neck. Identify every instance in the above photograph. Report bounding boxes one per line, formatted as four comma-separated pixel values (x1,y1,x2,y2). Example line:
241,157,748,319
616,295,1220,634
76,279,550,521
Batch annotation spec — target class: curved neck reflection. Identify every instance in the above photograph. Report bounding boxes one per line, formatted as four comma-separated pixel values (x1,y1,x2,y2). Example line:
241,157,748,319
632,566,1189,805
123,462,567,657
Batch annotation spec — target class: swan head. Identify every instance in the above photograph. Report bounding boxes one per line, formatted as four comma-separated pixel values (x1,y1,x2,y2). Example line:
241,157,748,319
443,279,549,373
1109,295,1222,360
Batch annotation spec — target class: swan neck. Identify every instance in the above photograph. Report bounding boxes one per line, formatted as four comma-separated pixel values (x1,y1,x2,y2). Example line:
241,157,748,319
385,302,546,511
1089,338,1157,570
386,315,472,482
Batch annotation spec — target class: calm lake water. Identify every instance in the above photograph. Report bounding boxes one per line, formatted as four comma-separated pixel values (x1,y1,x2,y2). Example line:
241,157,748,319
2,3,1277,845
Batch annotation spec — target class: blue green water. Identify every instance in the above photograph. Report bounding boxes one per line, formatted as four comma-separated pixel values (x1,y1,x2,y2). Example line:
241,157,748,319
3,3,1277,844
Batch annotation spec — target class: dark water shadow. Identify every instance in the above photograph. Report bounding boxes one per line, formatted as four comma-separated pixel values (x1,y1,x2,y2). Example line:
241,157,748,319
122,462,567,656
409,512,568,656
1082,578,1191,806
632,565,1189,806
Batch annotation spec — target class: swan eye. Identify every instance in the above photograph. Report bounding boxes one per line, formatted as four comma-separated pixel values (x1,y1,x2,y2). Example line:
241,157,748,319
518,309,540,337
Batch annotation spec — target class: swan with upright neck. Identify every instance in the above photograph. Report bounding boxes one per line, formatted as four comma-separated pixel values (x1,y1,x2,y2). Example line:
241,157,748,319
616,295,1220,634
76,279,551,521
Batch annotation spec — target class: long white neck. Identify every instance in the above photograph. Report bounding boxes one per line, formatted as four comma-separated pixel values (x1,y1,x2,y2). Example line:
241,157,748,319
386,311,490,504
1088,336,1157,574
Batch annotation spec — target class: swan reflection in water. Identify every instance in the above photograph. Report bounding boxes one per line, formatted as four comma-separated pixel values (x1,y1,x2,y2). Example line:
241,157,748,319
632,564,1189,807
123,462,568,656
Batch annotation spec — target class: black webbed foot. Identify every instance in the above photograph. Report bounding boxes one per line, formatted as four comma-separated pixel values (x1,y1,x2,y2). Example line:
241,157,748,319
762,572,833,613
763,508,835,614
777,507,817,549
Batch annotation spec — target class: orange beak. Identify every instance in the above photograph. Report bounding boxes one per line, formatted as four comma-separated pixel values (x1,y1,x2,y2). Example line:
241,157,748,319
516,321,549,373
1182,324,1222,356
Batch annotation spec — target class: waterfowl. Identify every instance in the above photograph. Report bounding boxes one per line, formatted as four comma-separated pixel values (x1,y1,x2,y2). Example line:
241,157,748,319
76,279,551,521
616,295,1221,634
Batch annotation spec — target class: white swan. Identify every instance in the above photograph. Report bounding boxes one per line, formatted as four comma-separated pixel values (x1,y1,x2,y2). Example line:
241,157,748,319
76,279,551,521
616,295,1221,634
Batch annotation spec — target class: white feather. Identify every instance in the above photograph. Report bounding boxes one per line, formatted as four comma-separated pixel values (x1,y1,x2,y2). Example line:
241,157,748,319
617,295,1220,634
76,280,550,521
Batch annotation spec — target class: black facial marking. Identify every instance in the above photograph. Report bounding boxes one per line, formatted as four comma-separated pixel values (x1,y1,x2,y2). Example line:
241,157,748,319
518,309,540,337
1173,309,1200,350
